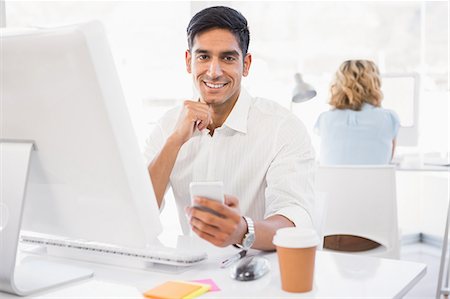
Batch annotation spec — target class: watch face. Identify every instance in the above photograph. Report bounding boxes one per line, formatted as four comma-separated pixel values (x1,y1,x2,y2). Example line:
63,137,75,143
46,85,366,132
243,233,255,248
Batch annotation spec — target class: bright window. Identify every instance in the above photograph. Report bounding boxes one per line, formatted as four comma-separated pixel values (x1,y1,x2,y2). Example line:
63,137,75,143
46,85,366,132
5,1,448,152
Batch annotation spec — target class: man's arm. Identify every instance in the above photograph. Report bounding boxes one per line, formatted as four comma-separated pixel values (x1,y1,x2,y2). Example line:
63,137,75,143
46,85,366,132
187,114,315,250
186,196,295,251
148,137,183,208
252,215,295,251
148,101,212,208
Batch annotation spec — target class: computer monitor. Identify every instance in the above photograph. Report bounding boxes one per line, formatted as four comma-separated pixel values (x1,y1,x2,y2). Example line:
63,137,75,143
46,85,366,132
1,21,162,248
381,73,420,147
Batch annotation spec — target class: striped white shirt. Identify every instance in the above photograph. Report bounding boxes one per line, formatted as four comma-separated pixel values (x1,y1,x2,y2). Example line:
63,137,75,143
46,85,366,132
144,89,316,235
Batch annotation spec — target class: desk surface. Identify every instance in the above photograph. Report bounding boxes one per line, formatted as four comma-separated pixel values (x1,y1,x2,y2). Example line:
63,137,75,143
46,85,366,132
5,246,426,299
395,163,449,172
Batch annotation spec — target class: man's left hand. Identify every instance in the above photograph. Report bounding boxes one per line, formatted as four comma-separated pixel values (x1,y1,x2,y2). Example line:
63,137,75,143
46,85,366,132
186,195,247,247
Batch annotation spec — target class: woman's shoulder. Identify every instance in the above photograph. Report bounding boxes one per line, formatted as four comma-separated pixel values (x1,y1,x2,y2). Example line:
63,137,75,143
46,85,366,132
315,108,346,129
319,108,348,119
368,106,400,133
373,106,400,120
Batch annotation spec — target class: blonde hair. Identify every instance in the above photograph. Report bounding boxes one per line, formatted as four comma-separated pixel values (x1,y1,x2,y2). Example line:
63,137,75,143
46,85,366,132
329,60,383,110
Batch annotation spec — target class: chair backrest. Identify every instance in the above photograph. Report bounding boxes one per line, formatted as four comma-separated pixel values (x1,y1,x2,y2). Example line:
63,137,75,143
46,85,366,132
315,165,399,257
313,191,327,251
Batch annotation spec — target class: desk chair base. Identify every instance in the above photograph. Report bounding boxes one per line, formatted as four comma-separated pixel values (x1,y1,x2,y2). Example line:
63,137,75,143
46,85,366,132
0,141,93,296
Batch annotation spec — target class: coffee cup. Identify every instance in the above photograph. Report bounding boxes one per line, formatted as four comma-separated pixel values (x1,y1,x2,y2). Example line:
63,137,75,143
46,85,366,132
273,227,319,293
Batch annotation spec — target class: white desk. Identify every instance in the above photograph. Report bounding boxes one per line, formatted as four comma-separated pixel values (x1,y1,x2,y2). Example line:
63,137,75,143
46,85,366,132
394,163,449,237
395,164,449,172
3,246,426,299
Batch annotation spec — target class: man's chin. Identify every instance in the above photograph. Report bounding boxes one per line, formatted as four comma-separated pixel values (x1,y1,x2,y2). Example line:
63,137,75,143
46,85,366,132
200,95,224,105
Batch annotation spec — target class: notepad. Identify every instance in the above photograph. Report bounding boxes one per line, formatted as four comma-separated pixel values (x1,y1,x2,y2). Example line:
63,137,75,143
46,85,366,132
191,279,220,292
143,280,210,299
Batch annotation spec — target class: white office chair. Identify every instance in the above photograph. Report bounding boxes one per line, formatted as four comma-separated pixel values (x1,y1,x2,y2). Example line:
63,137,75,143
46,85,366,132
315,165,400,259
312,191,327,251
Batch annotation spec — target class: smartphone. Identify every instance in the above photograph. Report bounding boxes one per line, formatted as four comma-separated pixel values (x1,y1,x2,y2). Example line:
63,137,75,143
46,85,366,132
189,181,225,216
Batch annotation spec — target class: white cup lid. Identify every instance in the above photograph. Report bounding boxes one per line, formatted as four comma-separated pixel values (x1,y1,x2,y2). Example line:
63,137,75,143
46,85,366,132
273,227,319,248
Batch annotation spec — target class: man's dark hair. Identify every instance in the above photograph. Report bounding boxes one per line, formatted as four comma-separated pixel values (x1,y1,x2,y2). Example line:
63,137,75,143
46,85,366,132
186,6,250,56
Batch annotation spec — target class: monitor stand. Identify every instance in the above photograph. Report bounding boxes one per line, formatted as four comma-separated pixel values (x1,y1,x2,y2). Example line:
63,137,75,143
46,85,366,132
0,141,93,296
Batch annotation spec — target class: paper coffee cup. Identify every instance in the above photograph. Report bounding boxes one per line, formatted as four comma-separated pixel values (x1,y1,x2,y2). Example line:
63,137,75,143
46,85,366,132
273,227,319,293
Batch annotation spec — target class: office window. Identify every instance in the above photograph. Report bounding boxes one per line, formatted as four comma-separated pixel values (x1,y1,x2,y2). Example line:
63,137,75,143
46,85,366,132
5,1,448,152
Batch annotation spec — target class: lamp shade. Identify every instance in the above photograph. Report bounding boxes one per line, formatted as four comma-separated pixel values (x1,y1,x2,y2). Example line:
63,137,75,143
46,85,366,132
292,73,317,103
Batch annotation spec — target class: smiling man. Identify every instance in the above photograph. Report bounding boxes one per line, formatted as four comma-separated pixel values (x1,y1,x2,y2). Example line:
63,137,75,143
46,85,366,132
145,6,315,251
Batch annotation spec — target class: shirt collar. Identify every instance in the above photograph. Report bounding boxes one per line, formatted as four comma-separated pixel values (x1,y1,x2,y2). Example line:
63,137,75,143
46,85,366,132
361,103,375,110
222,88,251,134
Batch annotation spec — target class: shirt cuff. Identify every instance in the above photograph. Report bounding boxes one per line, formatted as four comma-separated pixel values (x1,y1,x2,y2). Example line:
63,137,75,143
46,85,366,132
268,206,314,230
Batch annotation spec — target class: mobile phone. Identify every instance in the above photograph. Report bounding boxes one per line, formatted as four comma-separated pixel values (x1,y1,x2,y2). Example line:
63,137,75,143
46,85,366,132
189,181,225,216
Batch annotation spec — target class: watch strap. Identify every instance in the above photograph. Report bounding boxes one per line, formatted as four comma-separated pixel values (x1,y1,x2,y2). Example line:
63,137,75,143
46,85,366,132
234,216,255,249
243,216,255,236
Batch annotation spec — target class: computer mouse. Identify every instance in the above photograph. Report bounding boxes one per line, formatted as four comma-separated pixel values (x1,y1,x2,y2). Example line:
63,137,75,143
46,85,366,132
230,256,271,281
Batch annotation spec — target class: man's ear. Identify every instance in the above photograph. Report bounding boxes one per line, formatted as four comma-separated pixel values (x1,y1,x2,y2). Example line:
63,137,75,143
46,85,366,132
243,53,252,77
185,50,192,73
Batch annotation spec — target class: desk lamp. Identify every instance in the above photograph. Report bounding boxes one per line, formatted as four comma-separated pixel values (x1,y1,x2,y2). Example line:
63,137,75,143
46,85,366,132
291,73,317,110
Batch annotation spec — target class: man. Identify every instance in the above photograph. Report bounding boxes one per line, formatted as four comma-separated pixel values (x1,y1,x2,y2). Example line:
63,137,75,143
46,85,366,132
145,6,315,251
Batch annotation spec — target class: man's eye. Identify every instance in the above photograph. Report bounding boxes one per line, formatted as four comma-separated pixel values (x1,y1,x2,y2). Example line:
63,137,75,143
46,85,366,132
224,56,236,62
198,55,208,60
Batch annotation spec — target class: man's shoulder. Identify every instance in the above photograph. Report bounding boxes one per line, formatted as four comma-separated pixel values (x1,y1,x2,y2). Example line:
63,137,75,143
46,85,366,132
248,96,306,132
250,97,291,119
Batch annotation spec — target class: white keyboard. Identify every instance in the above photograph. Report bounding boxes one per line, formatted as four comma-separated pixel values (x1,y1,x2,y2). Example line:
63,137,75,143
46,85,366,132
20,234,207,268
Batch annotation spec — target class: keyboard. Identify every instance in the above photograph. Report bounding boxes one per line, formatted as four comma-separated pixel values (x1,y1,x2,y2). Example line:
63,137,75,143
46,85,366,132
20,233,207,268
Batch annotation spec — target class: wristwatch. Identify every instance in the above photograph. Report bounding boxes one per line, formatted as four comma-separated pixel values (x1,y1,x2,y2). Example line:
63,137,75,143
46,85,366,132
235,216,255,250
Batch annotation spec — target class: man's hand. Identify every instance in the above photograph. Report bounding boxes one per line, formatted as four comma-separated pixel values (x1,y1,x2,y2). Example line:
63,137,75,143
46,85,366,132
186,195,247,247
171,100,212,145
148,100,212,207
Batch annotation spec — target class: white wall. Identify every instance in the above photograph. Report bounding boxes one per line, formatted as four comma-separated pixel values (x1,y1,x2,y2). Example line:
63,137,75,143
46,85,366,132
5,1,449,236
6,1,448,154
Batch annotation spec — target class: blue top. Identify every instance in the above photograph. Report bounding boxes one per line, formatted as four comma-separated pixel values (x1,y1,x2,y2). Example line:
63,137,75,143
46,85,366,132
314,104,400,165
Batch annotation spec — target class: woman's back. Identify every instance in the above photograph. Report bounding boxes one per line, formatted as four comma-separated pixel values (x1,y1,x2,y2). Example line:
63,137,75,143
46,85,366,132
315,59,400,252
315,60,400,166
315,103,399,165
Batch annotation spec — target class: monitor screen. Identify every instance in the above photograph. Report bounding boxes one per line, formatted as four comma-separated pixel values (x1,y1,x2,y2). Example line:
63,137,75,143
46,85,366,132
1,21,162,248
381,73,420,146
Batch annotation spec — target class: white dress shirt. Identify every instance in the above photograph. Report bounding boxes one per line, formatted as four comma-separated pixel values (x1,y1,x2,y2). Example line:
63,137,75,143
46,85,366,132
144,89,316,235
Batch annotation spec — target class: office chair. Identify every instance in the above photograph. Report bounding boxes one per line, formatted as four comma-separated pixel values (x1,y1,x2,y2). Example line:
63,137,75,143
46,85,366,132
315,165,400,259
313,191,327,251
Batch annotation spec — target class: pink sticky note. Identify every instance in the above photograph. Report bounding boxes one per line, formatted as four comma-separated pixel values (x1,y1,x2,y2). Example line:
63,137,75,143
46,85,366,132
191,279,220,292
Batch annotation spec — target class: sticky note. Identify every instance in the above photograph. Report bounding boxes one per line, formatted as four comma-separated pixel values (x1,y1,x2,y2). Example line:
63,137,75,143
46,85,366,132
143,280,210,299
191,279,220,292
183,284,209,299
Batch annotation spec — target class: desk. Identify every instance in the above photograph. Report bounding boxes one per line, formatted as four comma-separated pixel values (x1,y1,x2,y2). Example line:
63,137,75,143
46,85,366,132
3,246,426,298
394,163,449,238
395,164,449,172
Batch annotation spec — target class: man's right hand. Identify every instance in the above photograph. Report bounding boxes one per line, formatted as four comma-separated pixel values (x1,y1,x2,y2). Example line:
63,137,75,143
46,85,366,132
170,100,212,145
149,100,212,207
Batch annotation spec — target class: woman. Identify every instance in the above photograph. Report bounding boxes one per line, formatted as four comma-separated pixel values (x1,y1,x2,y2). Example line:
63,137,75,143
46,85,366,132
315,60,400,165
315,60,400,252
